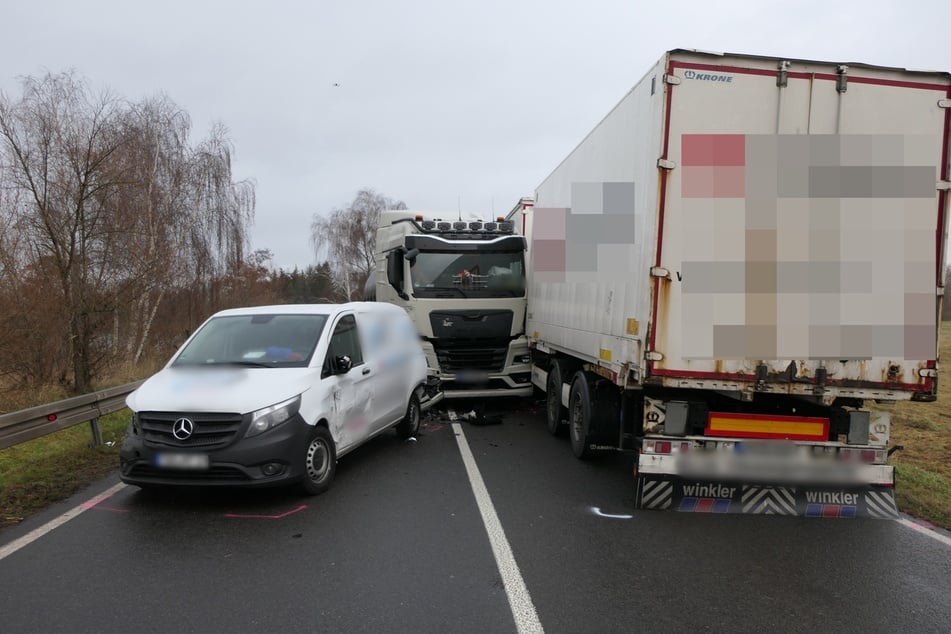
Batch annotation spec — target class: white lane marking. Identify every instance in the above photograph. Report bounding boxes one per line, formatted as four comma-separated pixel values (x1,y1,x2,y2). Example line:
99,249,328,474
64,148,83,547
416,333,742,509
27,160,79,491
897,517,951,548
0,482,127,561
590,506,633,520
452,423,544,634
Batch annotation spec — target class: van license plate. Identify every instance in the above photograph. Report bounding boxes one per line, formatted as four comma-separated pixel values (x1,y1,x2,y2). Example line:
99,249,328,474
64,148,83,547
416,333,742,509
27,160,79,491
154,452,209,470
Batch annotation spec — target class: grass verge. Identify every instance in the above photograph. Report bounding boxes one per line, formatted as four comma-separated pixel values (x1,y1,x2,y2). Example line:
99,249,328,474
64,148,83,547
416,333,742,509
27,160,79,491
878,321,951,529
0,411,129,531
894,464,951,529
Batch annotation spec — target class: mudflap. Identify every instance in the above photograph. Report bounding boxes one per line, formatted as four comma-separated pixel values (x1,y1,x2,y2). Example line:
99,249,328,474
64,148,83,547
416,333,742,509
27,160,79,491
635,474,899,519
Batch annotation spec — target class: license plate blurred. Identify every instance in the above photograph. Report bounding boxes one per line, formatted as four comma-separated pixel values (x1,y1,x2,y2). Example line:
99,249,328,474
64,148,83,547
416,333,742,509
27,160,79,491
154,452,209,470
733,441,797,457
455,369,489,385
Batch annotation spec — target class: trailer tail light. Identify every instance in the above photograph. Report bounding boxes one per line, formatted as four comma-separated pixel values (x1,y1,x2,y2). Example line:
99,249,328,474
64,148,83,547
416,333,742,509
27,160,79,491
839,448,887,464
645,440,672,454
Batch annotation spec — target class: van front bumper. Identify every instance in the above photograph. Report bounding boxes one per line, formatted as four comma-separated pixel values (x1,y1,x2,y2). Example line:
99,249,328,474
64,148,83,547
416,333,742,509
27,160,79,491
119,413,313,488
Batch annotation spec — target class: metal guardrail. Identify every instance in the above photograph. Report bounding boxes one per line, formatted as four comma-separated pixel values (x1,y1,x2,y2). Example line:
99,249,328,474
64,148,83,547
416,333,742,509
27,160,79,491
0,380,145,450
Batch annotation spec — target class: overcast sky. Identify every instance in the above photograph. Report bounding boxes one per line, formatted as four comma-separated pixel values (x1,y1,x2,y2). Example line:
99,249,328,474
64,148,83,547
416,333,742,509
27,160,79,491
3,0,949,270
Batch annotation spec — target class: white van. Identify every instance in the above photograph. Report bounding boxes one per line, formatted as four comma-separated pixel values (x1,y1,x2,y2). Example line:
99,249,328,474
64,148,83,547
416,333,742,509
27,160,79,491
119,302,441,494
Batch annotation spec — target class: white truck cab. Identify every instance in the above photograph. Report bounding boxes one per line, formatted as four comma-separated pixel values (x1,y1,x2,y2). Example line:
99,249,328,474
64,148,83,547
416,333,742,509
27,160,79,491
371,210,533,398
120,302,441,494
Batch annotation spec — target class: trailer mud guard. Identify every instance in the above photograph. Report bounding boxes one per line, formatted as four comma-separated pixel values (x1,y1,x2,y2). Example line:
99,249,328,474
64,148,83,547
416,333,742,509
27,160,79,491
635,474,899,519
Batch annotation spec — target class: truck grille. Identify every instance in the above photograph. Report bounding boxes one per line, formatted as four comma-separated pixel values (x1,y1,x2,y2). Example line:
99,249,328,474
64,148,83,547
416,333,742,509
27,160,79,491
139,411,244,450
433,340,509,372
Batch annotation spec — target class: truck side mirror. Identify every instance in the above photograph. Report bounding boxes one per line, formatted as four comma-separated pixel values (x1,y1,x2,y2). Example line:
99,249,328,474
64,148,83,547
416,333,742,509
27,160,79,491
386,250,409,300
404,248,419,261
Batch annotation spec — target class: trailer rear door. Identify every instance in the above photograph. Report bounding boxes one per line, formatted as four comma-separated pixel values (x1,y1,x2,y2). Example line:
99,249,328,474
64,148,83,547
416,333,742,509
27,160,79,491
649,52,950,398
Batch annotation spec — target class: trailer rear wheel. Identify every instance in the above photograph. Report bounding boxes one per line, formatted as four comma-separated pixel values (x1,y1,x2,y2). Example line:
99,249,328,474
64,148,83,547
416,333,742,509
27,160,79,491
546,360,567,436
569,373,594,459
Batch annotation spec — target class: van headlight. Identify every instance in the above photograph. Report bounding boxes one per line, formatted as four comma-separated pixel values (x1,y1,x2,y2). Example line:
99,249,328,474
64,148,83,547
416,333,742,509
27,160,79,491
245,395,301,438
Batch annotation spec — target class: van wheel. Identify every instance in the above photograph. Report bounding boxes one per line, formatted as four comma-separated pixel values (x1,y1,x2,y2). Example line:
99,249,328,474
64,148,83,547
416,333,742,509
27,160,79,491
301,426,336,496
396,394,420,439
546,360,566,436
569,373,594,459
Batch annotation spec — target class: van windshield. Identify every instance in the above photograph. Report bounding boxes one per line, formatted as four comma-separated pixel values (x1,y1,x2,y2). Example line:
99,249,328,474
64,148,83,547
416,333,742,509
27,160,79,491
172,314,328,368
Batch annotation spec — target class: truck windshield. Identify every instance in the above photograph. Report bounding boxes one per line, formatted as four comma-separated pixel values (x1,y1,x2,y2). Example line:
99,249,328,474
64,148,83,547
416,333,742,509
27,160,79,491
172,314,328,368
410,251,525,298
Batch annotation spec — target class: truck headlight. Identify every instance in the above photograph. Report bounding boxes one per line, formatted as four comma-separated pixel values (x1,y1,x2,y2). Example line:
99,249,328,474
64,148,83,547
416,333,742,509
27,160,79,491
246,395,301,438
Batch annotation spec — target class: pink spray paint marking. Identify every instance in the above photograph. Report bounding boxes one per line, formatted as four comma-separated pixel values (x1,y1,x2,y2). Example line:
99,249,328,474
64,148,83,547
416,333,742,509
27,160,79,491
224,504,308,519
80,487,124,510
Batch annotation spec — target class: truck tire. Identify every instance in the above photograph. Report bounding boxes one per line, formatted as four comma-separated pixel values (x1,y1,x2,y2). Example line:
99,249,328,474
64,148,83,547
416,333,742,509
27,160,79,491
569,373,594,459
396,393,421,439
301,426,336,496
546,360,567,436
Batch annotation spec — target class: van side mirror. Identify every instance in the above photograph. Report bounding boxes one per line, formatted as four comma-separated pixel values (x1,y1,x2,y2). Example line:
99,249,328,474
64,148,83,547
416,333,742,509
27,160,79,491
333,355,352,374
386,250,409,300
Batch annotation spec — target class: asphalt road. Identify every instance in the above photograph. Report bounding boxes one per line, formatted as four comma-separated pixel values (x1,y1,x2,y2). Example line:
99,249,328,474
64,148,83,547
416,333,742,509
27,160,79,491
2,400,950,633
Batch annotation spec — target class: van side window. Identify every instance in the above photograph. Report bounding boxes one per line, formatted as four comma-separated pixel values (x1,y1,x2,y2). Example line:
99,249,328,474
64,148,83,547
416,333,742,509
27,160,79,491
323,314,364,375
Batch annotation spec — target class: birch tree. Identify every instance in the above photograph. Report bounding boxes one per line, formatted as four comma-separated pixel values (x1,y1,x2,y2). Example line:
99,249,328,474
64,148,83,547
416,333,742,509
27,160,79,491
310,188,406,300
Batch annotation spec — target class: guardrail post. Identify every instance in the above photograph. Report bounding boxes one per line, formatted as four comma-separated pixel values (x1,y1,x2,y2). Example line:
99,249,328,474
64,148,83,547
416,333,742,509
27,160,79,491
89,417,102,447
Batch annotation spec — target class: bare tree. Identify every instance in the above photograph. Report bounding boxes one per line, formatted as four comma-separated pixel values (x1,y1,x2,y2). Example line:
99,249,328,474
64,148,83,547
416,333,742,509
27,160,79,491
0,73,257,392
0,72,128,393
310,188,406,300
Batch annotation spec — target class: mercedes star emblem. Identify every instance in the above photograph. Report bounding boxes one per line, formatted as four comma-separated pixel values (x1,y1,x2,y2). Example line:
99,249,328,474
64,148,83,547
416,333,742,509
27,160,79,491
172,417,195,441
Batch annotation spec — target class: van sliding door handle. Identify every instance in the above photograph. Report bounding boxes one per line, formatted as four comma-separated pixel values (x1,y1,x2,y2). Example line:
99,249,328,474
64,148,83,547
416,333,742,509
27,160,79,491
362,368,371,375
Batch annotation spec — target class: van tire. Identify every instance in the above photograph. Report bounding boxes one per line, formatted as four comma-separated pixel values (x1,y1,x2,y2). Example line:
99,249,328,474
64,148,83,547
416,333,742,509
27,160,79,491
569,373,594,459
546,360,566,436
301,426,336,496
396,393,420,439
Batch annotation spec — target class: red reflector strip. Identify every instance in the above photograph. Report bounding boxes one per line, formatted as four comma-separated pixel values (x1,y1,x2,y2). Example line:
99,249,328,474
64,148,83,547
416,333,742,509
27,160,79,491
705,412,829,441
